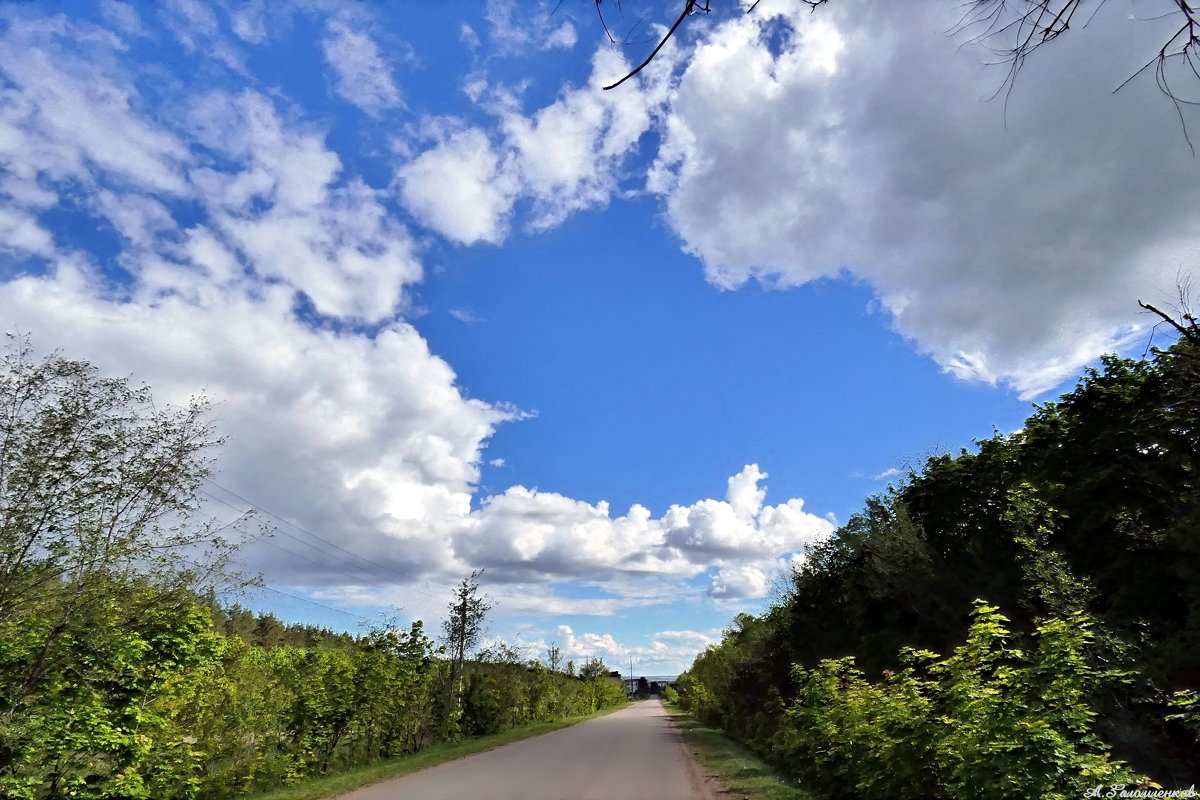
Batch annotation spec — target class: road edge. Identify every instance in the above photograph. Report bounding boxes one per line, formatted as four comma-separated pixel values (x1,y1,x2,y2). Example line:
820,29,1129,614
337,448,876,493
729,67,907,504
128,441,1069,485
248,702,632,800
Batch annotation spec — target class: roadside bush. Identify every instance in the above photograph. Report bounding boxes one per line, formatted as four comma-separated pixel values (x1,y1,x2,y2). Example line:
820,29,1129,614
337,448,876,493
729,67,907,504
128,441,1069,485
774,602,1140,800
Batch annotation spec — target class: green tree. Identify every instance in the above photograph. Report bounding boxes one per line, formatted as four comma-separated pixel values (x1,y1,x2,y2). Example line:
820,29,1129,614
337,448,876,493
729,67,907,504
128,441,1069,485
441,570,491,728
0,337,243,798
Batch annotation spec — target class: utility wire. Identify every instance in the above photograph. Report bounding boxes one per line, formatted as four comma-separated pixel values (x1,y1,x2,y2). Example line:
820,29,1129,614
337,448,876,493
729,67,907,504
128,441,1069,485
200,488,392,590
200,480,440,603
182,546,384,629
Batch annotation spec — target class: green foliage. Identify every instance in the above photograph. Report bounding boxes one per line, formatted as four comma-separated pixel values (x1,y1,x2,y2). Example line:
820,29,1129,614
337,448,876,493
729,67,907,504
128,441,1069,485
0,341,627,799
774,603,1139,800
677,332,1200,790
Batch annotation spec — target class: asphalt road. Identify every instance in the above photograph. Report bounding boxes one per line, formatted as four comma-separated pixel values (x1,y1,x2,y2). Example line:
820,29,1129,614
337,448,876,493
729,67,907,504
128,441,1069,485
338,699,720,800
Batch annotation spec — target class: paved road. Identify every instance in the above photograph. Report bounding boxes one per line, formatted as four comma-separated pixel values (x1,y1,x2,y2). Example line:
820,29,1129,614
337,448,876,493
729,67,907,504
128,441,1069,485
339,699,720,800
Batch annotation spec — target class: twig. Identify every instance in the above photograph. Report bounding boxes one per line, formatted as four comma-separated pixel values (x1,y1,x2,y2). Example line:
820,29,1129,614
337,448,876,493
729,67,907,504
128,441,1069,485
603,0,699,90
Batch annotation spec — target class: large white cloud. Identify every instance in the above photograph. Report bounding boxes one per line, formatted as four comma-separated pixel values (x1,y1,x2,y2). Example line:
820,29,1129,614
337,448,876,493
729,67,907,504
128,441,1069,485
455,464,835,598
647,0,1200,397
0,10,831,633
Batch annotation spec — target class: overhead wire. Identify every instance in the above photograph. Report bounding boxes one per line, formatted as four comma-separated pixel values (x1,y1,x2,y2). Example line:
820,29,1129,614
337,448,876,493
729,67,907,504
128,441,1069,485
202,478,440,601
183,513,388,630
199,488,393,590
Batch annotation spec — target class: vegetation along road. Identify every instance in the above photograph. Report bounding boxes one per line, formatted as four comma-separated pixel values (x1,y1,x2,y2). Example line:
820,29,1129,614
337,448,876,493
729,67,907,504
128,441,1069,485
337,700,718,800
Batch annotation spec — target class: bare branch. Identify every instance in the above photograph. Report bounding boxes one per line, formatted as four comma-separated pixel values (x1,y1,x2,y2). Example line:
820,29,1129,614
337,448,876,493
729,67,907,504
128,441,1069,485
1139,299,1200,343
603,0,703,90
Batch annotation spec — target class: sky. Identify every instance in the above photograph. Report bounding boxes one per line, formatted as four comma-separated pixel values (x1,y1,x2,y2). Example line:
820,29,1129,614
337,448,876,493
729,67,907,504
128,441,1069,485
1,0,1197,675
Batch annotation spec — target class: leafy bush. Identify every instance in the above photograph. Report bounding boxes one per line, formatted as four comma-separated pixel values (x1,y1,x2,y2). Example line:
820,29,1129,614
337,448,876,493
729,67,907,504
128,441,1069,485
774,603,1140,800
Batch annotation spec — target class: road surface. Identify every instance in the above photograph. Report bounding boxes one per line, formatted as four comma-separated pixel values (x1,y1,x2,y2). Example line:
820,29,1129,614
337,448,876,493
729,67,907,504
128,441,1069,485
338,699,721,800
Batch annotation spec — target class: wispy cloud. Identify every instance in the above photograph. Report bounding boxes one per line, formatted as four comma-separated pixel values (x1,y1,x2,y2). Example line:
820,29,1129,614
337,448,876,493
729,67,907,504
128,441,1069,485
321,19,403,115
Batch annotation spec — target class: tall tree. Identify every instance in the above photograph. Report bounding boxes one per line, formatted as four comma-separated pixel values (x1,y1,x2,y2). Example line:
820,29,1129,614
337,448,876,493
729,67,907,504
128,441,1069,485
0,335,244,797
0,336,240,707
442,569,491,714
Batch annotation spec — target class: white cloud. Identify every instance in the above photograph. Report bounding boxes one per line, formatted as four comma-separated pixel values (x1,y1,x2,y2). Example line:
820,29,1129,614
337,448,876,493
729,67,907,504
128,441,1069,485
99,0,143,37
485,0,579,55
0,18,189,195
0,263,517,579
397,44,676,242
648,0,1200,398
229,1,268,44
398,127,518,246
552,625,717,671
0,7,834,632
159,0,246,72
0,206,54,257
187,90,422,321
708,564,769,600
454,464,835,597
460,24,481,50
544,22,578,51
321,19,403,115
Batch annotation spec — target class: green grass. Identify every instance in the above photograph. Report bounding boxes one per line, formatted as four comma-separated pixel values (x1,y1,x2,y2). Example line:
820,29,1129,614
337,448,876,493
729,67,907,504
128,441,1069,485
247,704,629,800
664,705,821,800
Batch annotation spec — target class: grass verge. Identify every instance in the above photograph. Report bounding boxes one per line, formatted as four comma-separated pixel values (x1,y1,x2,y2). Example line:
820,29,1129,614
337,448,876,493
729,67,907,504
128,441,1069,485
249,703,629,800
664,704,820,800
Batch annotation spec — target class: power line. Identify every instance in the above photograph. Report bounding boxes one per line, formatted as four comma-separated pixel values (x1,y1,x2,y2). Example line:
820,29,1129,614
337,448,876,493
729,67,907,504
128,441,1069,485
199,480,440,603
181,548,384,629
200,489,394,591
252,584,381,628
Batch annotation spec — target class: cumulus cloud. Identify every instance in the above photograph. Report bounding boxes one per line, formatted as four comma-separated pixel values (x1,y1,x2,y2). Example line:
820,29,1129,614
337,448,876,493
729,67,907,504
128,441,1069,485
397,44,676,242
187,90,422,321
647,0,1200,397
552,625,717,670
321,19,403,114
0,12,832,627
455,464,835,598
398,127,518,246
708,564,769,600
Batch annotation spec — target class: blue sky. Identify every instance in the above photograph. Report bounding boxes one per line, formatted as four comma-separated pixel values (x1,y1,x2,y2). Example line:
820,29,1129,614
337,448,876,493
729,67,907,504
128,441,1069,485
1,0,1196,673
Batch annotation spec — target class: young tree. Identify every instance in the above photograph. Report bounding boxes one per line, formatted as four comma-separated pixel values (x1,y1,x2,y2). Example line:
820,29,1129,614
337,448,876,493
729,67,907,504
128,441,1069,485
545,642,563,673
442,569,492,713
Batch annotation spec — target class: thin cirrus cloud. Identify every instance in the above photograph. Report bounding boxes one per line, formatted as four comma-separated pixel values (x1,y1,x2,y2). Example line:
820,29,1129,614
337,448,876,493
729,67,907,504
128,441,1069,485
321,18,404,115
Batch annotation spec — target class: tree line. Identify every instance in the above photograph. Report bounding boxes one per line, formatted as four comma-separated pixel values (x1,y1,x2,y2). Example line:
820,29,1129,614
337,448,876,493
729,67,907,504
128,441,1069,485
672,311,1200,796
0,336,626,800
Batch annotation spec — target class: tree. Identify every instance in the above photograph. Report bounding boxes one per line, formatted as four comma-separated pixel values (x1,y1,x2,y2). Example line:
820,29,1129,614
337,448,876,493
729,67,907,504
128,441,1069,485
545,642,563,673
441,569,492,718
0,336,240,703
578,657,610,681
0,335,245,798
